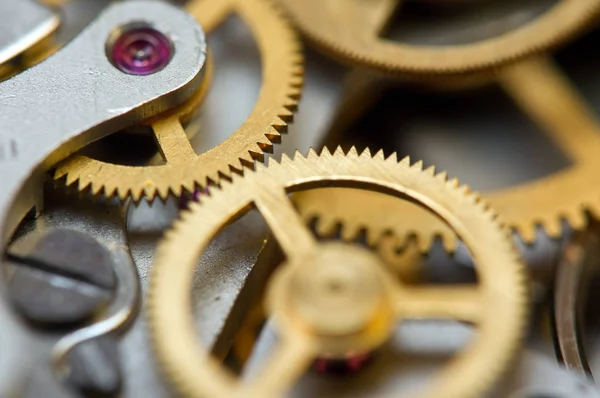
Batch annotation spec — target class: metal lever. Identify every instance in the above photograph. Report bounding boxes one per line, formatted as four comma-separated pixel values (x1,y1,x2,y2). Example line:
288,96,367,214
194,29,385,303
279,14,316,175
0,0,207,243
0,1,206,395
0,0,60,65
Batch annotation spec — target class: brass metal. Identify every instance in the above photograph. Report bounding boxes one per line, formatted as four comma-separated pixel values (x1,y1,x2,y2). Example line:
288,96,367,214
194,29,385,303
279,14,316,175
148,148,528,398
284,0,600,248
279,0,600,77
54,0,303,202
297,56,600,250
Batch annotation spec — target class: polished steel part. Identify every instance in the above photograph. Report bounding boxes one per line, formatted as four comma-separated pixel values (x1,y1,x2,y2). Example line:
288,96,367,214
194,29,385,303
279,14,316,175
0,0,207,243
148,148,528,398
553,230,598,378
0,0,60,65
6,228,117,326
8,192,139,398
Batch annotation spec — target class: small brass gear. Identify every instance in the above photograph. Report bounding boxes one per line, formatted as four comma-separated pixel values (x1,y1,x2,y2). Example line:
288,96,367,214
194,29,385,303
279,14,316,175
148,147,528,398
279,0,600,77
54,0,303,202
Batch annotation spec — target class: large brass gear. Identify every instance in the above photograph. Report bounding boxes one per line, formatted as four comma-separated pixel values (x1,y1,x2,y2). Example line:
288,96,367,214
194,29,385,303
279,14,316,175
53,0,303,202
279,0,600,77
296,54,600,250
148,147,528,398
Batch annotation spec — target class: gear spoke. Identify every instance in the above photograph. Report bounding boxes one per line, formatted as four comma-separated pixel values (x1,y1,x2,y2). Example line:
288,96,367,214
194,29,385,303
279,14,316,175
397,285,482,323
255,188,318,261
186,0,235,33
151,117,197,164
242,334,316,397
499,56,600,163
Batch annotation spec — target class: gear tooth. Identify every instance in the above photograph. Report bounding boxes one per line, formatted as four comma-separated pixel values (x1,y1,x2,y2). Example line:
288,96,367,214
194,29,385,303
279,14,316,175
64,173,80,187
265,132,282,144
458,184,471,196
373,149,385,160
182,181,195,195
447,178,460,189
347,146,359,158
157,185,171,200
104,186,117,200
266,156,278,167
249,149,265,163
440,232,458,253
53,166,68,180
306,148,319,159
360,147,372,158
470,191,482,204
131,188,144,203
293,149,305,160
398,155,410,166
566,209,587,231
76,179,92,193
587,201,600,220
516,223,537,244
424,165,435,175
365,229,380,247
280,152,293,164
543,217,563,238
90,182,103,196
239,155,255,169
412,160,424,170
384,152,397,163
435,170,448,182
320,146,333,157
255,160,269,171
417,234,435,252
340,224,358,241
257,141,274,154
315,216,338,237
333,146,345,157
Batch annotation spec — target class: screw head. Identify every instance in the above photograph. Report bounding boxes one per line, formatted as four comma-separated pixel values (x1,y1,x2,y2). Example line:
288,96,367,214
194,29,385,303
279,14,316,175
6,228,116,327
109,25,173,75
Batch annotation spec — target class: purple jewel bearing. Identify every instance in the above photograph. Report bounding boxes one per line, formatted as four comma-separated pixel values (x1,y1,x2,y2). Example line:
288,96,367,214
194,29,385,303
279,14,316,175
109,24,173,75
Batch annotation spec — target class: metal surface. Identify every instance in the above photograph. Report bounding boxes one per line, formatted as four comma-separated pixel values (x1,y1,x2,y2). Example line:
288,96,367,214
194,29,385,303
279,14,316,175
1,1,597,396
6,228,117,326
65,335,122,397
147,149,528,398
0,0,207,243
0,0,60,65
9,190,139,398
553,230,598,377
54,0,303,202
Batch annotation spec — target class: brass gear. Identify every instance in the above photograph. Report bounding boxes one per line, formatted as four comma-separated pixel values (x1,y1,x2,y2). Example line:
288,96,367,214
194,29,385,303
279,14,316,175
148,147,528,398
54,0,303,202
279,0,600,77
297,54,600,250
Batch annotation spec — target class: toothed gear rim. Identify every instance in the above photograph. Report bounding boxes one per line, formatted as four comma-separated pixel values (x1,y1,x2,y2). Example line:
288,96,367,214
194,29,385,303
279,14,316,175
54,0,304,202
279,0,600,76
295,56,600,251
148,147,529,398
